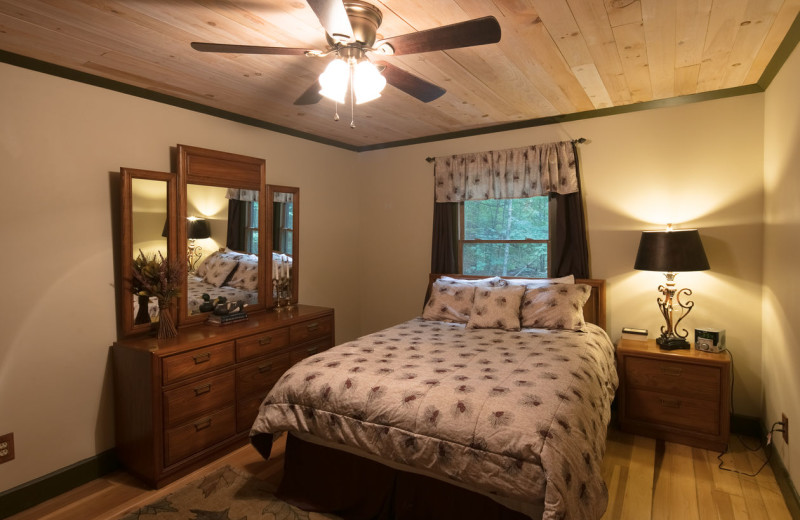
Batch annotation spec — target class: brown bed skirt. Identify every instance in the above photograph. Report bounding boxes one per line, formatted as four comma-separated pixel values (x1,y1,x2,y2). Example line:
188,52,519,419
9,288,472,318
252,432,534,520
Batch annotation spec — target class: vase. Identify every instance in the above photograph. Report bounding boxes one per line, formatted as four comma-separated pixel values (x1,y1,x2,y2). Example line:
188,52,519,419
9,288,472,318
157,302,178,340
134,294,151,325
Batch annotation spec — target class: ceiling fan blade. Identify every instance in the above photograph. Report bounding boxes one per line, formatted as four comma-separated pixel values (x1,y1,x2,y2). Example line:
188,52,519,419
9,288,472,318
294,79,323,105
191,42,312,55
375,61,445,103
306,0,354,42
375,16,501,56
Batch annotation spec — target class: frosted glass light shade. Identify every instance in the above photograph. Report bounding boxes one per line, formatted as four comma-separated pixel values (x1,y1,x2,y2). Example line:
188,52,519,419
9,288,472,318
354,61,386,104
319,59,349,104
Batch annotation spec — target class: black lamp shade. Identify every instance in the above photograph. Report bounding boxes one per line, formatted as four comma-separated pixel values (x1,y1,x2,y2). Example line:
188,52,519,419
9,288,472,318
634,229,710,272
187,218,211,240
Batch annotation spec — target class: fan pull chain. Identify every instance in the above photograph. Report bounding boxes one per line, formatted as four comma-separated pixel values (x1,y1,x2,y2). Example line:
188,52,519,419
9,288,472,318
333,102,339,121
349,65,356,128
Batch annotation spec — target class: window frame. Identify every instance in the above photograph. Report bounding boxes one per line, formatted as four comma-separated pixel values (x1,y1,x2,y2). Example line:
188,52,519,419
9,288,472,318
458,196,555,277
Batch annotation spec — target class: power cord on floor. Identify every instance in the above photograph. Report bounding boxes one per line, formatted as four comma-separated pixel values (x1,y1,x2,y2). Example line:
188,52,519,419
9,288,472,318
717,350,786,477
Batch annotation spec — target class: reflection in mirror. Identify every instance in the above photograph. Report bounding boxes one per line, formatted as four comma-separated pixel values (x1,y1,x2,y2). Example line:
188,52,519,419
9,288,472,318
131,178,168,325
185,184,260,315
268,186,299,309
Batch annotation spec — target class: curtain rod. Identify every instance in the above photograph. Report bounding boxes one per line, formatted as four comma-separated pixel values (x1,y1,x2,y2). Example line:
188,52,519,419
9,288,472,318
424,138,587,163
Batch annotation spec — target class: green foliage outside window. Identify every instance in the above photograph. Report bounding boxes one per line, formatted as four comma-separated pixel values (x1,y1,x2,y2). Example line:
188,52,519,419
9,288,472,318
462,197,549,277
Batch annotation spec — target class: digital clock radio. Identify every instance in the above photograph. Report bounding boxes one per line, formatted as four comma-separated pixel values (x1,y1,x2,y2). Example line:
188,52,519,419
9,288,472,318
694,328,726,353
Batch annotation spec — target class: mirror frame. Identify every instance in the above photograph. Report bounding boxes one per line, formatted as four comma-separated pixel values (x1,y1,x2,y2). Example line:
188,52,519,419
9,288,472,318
176,145,267,326
118,167,177,338
266,185,300,308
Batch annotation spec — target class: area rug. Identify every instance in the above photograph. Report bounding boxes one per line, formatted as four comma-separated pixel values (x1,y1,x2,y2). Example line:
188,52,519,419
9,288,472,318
119,465,341,520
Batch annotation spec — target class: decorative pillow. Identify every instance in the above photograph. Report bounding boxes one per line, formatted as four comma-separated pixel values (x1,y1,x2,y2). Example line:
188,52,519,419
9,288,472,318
466,285,526,331
422,280,478,323
520,283,591,331
202,254,240,288
195,251,221,278
226,258,259,291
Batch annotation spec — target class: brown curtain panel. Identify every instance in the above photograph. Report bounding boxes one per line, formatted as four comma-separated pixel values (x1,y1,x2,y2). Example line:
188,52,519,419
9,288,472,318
550,142,589,278
226,199,245,252
431,202,459,273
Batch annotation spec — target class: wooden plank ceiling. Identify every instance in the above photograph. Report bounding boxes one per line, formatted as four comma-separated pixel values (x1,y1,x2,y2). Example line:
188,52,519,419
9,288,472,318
1,0,798,150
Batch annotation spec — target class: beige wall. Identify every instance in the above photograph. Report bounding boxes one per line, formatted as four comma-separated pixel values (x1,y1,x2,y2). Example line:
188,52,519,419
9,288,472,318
358,94,765,419
763,40,800,488
0,63,361,492
0,59,772,494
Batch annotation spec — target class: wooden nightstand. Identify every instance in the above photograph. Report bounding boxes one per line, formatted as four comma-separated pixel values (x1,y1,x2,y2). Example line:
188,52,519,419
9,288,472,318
616,338,731,451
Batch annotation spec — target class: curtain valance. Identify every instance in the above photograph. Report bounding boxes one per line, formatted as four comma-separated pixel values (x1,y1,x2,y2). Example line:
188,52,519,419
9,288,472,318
433,140,578,202
226,188,259,202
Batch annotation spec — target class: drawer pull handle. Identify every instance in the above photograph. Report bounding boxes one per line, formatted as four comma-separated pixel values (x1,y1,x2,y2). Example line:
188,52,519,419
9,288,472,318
193,353,211,365
306,322,320,332
194,384,211,396
258,363,273,373
307,347,318,354
660,398,681,408
659,366,682,376
194,418,212,431
259,337,272,345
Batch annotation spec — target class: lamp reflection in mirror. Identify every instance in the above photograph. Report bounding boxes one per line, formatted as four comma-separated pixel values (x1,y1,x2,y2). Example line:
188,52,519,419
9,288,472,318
319,58,386,105
634,224,710,350
186,217,211,273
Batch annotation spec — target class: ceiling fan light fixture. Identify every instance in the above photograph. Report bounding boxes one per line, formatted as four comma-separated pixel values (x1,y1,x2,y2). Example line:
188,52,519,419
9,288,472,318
318,58,349,103
354,60,386,104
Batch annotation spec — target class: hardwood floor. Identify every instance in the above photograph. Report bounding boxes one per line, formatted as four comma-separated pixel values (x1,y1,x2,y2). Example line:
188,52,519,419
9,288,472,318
7,429,794,520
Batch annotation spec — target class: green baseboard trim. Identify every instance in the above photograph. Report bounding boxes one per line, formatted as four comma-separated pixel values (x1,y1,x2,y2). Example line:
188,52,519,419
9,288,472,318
0,449,119,519
769,449,800,520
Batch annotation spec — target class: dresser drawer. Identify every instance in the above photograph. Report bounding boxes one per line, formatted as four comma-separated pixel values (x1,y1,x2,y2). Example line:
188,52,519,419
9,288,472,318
624,356,720,400
237,393,266,432
236,328,290,362
290,337,332,364
163,372,235,428
290,316,333,344
626,388,720,436
162,341,235,385
236,352,292,398
164,406,236,467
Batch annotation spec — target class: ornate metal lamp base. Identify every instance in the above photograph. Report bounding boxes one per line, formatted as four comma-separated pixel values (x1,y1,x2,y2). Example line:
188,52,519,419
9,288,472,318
656,335,690,350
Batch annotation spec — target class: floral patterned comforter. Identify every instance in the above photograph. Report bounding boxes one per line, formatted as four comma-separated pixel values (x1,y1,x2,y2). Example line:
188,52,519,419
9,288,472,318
251,318,618,520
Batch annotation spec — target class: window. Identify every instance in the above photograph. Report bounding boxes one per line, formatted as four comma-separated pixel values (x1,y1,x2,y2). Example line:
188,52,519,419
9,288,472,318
460,197,552,277
273,200,294,255
243,201,259,254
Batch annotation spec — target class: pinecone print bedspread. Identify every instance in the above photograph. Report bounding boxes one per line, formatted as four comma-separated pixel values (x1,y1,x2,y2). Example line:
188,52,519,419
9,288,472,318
251,318,618,519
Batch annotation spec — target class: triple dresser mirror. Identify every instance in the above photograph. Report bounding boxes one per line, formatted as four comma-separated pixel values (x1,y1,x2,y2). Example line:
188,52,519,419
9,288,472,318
117,145,299,337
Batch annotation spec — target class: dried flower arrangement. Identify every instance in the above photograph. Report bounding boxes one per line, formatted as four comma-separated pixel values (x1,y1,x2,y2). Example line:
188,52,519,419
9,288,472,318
131,250,181,339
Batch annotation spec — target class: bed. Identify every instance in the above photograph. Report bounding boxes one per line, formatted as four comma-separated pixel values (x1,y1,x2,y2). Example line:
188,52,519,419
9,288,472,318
250,275,617,520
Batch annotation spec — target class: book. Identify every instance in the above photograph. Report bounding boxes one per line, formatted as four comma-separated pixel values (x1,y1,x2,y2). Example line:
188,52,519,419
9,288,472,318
621,327,648,342
207,311,248,326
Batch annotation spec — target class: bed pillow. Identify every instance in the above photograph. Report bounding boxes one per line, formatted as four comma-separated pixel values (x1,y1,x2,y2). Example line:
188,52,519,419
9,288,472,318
520,283,591,331
226,258,259,291
202,254,240,288
422,280,478,323
436,275,503,287
466,285,526,331
502,274,575,286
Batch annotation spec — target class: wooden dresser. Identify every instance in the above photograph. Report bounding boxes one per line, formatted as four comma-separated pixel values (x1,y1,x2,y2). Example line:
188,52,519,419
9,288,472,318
616,338,731,451
112,305,334,487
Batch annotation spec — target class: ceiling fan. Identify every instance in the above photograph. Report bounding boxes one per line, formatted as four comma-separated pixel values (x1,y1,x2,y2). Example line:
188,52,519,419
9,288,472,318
191,0,501,107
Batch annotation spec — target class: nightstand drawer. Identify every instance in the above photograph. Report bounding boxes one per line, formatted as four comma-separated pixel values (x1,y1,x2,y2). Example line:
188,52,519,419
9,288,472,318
162,341,235,385
164,406,236,467
627,388,720,435
236,328,290,362
163,372,235,428
625,356,720,400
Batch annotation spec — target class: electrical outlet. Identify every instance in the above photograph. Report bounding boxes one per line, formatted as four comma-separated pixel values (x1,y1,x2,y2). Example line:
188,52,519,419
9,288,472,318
782,413,789,444
0,432,13,463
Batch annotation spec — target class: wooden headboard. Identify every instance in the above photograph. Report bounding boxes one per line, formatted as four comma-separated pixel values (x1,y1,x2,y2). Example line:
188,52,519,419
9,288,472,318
425,274,607,331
